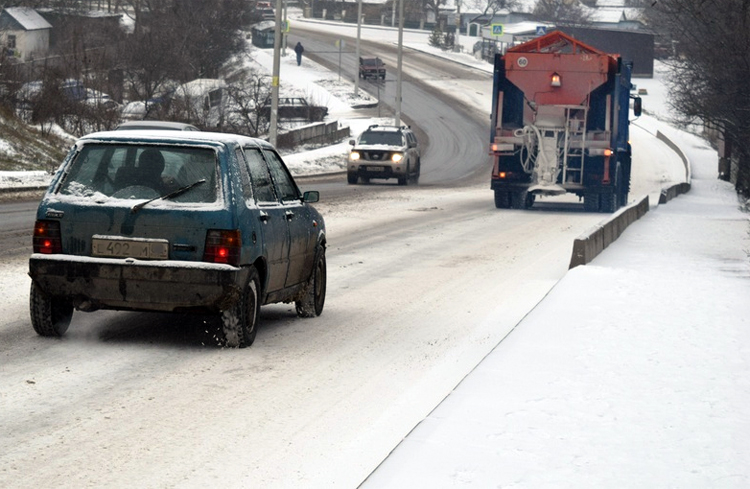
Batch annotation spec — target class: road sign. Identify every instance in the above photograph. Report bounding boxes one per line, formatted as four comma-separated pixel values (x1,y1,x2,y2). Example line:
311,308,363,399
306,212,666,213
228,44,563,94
536,25,547,36
281,20,290,33
491,24,504,37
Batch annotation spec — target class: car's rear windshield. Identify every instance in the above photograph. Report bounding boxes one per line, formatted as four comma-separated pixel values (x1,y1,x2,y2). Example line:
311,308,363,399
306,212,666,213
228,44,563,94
57,143,219,204
358,131,403,146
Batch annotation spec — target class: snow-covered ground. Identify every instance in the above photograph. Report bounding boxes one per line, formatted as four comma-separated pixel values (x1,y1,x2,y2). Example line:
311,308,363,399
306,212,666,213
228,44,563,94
364,125,750,487
1,16,748,488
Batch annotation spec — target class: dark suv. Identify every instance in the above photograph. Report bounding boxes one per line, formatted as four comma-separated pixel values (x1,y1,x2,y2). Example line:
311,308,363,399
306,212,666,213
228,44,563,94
359,57,386,80
29,131,326,348
347,124,420,185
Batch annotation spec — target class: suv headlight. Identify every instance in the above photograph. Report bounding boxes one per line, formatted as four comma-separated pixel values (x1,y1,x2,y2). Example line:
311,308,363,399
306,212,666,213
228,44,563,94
350,151,360,161
391,153,403,163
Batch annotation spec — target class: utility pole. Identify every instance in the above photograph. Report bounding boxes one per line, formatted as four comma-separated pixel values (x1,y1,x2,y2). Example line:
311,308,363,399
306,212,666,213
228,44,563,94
283,0,288,56
394,0,404,126
354,0,362,96
270,0,284,146
454,0,461,53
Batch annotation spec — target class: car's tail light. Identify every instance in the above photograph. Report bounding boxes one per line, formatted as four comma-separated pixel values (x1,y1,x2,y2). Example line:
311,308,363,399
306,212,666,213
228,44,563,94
33,220,63,254
203,229,241,266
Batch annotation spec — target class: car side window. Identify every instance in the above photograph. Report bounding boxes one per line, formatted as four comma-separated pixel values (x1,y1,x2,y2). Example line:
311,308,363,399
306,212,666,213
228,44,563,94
262,149,299,203
243,147,277,203
235,148,253,201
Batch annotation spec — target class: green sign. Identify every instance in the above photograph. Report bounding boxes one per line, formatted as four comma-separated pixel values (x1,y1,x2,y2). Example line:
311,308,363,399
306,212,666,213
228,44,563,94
491,24,504,36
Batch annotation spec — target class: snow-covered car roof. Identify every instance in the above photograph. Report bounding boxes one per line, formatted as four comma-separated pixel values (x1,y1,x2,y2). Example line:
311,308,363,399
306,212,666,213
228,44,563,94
77,130,273,150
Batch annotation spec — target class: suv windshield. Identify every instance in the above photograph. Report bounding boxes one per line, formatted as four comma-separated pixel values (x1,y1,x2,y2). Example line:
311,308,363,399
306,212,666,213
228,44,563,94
58,144,219,203
358,131,403,146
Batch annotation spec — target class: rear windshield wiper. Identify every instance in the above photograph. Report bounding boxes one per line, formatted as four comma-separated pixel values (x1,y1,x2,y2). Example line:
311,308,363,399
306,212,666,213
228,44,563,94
131,179,206,214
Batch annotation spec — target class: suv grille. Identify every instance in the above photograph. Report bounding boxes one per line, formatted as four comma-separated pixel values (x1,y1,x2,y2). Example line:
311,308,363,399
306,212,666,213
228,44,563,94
362,150,390,161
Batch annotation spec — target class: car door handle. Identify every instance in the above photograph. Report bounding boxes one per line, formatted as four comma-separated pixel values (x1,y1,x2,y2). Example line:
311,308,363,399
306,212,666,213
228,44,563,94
259,211,270,222
285,210,295,220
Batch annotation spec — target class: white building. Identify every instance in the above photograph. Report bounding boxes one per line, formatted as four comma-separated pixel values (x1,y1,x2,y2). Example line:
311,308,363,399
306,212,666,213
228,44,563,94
0,7,52,61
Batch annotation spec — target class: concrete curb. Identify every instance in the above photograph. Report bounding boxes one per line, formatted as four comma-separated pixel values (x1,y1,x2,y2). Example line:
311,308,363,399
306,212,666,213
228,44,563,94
569,195,650,269
0,185,48,194
568,129,694,269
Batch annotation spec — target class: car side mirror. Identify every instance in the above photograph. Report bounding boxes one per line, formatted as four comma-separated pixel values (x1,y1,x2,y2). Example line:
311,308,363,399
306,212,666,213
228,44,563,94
632,96,642,117
349,139,355,146
303,190,319,203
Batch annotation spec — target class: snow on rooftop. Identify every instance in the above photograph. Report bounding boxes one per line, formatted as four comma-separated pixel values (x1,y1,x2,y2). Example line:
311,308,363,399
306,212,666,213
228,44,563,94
2,7,52,31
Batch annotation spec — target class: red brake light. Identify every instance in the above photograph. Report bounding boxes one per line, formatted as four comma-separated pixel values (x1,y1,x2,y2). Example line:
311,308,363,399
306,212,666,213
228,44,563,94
203,229,241,266
33,220,62,254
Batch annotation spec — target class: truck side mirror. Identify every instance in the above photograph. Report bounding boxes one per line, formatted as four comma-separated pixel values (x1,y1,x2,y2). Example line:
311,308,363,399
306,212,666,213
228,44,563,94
633,96,642,117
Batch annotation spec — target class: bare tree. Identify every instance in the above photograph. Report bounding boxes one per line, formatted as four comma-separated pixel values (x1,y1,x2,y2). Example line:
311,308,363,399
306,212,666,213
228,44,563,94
223,72,272,137
466,0,521,26
533,0,592,25
645,0,750,196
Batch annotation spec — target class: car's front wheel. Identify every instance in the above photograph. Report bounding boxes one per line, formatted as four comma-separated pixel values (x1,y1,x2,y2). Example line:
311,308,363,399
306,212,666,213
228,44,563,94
30,282,73,337
347,172,358,184
221,267,260,348
296,248,327,317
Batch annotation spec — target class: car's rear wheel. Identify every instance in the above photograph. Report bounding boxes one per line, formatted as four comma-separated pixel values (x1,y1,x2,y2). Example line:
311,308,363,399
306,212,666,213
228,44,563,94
296,248,327,317
220,267,260,348
30,282,73,337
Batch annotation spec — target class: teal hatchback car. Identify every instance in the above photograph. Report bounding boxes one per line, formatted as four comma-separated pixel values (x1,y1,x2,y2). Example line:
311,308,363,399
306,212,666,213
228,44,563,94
28,130,326,347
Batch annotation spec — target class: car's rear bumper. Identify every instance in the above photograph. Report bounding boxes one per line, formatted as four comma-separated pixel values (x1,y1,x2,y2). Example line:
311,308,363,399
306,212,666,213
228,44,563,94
29,254,248,313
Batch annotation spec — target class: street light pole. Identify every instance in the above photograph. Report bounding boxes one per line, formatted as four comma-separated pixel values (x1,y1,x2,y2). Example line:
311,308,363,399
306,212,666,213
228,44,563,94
354,0,362,96
270,0,284,146
394,0,404,126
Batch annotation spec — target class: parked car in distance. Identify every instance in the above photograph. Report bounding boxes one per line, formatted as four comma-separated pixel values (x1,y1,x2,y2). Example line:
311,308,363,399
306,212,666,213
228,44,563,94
260,97,328,122
347,124,421,185
116,120,200,131
359,57,386,80
29,131,327,348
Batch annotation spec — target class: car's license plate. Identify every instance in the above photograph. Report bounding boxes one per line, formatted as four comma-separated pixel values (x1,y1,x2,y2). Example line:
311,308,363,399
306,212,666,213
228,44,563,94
368,166,384,172
92,236,169,260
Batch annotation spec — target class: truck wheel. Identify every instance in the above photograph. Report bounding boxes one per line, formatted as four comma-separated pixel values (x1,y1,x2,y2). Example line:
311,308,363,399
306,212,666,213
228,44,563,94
347,172,358,184
600,191,617,213
511,190,529,209
220,267,260,348
30,282,73,337
296,248,327,317
601,164,623,213
494,190,510,209
583,192,600,212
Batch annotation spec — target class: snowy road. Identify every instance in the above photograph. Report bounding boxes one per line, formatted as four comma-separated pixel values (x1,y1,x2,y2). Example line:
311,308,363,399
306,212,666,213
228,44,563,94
0,22,690,488
0,180,684,487
1,185,603,487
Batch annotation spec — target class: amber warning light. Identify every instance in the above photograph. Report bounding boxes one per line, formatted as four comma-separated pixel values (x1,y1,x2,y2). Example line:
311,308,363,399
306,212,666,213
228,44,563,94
551,72,561,87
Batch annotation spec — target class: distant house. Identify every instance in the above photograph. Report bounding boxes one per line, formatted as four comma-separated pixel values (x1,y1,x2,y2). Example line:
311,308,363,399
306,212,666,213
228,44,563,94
0,7,52,61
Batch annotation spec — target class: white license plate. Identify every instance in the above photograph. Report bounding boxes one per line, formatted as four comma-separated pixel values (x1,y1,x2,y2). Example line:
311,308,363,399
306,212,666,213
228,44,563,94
92,236,169,260
367,166,385,172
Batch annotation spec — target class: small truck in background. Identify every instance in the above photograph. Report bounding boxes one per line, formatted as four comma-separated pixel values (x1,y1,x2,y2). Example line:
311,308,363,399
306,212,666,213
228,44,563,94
359,57,386,80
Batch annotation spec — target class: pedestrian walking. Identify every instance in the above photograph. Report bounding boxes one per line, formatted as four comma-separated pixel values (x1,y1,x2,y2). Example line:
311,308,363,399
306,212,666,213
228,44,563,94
294,42,304,66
